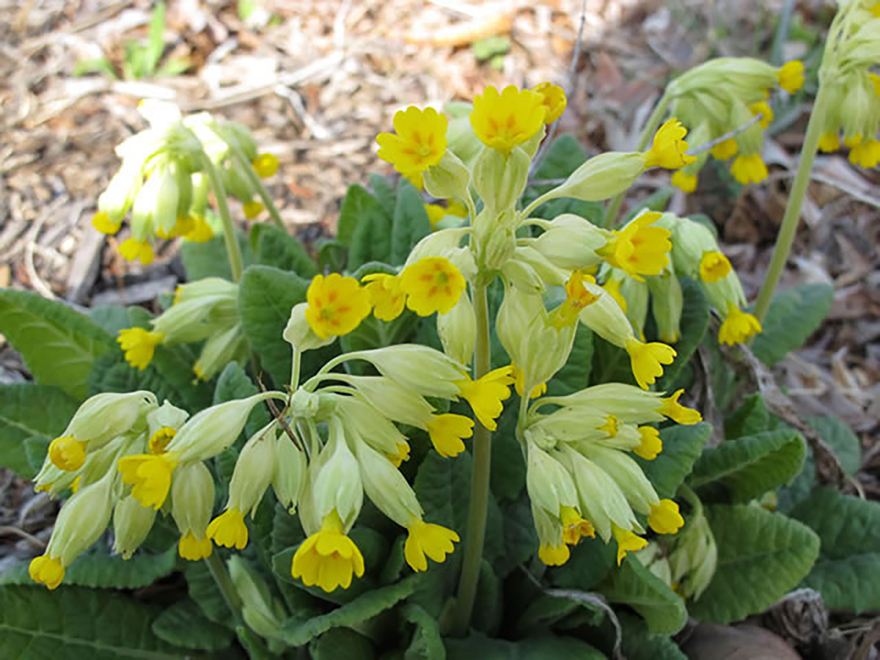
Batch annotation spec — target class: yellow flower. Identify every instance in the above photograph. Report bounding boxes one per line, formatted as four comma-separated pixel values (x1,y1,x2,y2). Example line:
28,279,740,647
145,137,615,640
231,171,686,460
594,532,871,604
243,200,264,219
849,139,880,169
749,100,774,129
643,118,697,169
553,269,600,328
402,169,425,190
119,238,155,265
179,532,213,561
149,427,176,455
718,302,762,345
48,436,87,471
207,508,249,550
710,138,738,161
818,132,840,153
872,72,880,96
625,337,676,390
470,85,546,154
539,542,570,566
362,273,406,321
699,251,732,283
511,364,547,399
560,506,595,545
533,82,567,124
182,215,214,242
292,510,365,592
730,154,768,185
844,134,863,148
454,365,515,431
424,200,468,231
613,525,648,565
602,277,628,314
29,555,65,590
387,441,411,468
92,211,121,235
600,212,671,282
117,327,164,371
118,452,179,509
778,60,804,94
404,520,460,571
649,499,685,534
304,273,372,339
376,106,448,175
426,413,474,458
671,171,698,193
634,426,662,460
399,256,466,316
598,415,619,437
252,153,279,178
658,389,702,425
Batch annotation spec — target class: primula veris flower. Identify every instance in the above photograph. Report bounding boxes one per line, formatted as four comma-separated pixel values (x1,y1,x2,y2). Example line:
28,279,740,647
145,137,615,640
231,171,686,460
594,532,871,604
362,273,406,321
731,153,768,184
560,505,596,545
118,452,179,509
626,337,676,390
426,413,474,457
849,139,880,168
252,153,279,178
376,106,448,175
405,520,460,571
292,510,365,592
659,389,702,425
539,542,570,566
512,364,547,399
424,200,468,231
844,134,862,148
179,532,213,560
710,138,738,160
533,82,567,124
243,200,264,219
399,256,466,316
778,60,804,94
92,211,121,235
818,132,840,153
304,273,372,339
207,507,249,550
634,426,662,460
613,525,648,565
29,556,65,590
671,170,698,193
470,85,546,154
750,100,774,129
48,436,86,471
183,215,214,242
388,441,411,468
699,251,732,283
600,212,672,282
643,118,697,169
553,270,600,328
119,238,155,265
602,277,628,314
454,366,515,430
649,499,685,534
718,302,762,345
118,327,164,371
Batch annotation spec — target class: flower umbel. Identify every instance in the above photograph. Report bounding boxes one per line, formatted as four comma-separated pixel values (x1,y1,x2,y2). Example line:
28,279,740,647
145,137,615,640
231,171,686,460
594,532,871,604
304,273,372,340
117,452,179,509
600,212,672,281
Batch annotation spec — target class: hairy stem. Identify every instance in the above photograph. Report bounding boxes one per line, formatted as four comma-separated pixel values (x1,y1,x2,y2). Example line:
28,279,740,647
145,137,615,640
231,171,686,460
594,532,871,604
201,155,245,282
450,282,492,636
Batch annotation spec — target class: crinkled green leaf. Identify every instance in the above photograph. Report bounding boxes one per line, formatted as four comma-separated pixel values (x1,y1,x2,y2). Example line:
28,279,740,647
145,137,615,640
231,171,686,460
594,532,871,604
657,278,709,391
550,536,616,592
489,407,526,502
348,185,393,271
617,612,687,660
689,429,805,503
690,504,819,623
599,556,687,635
213,362,271,439
180,231,254,281
310,627,376,659
638,422,711,500
338,184,381,246
402,603,445,660
317,239,347,273
751,284,834,366
494,494,538,578
790,487,880,613
185,561,233,626
369,173,398,219
88,352,186,409
517,593,604,635
723,394,771,440
804,416,860,476
151,599,235,651
445,632,605,659
472,561,502,635
391,179,431,265
254,223,319,278
0,289,115,400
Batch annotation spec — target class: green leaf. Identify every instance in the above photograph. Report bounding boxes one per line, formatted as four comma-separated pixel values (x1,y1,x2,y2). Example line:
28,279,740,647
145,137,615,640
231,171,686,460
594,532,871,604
489,409,526,501
213,362,271,438
185,560,233,625
152,599,235,651
550,536,616,592
254,223,319,278
402,604,445,660
590,338,637,387
0,289,115,400
310,627,376,660
532,134,586,180
348,187,393,271
0,585,183,658
0,383,78,477
517,593,604,634
804,416,860,476
618,612,687,660
391,180,431,265
88,352,185,410
472,561,502,634
723,394,771,440
622,187,674,221
471,35,510,61
790,487,880,613
638,423,710,500
689,429,806,503
751,283,834,366
600,557,687,635
369,173,398,219
181,232,254,281
546,325,593,397
145,1,167,74
155,57,189,77
88,305,152,335
281,575,419,646
414,450,473,531
73,57,118,79
317,239,348,273
690,504,819,623
337,184,381,246
495,494,538,578
657,278,709,391
445,632,605,659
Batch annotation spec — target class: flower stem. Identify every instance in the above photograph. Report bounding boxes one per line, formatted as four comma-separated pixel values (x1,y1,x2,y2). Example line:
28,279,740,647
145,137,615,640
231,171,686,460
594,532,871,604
450,282,492,636
753,82,829,324
232,148,286,230
201,155,245,283
604,90,671,228
204,552,245,629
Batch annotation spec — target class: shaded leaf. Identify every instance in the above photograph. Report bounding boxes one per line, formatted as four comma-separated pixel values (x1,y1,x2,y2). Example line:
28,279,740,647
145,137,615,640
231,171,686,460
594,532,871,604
180,232,253,281
751,284,834,366
310,627,376,660
657,278,709,391
723,394,771,441
638,423,711,500
599,557,687,635
546,325,593,397
391,179,432,265
152,599,235,651
445,632,605,659
254,223,319,278
402,603,445,660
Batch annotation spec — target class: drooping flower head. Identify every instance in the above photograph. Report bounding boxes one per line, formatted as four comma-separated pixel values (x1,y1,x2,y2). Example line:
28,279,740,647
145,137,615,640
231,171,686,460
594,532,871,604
643,119,697,169
600,212,672,281
291,509,365,593
718,302,762,345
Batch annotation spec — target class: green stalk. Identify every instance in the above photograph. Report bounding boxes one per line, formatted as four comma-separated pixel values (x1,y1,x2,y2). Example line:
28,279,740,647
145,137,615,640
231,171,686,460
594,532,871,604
603,90,671,228
200,154,245,283
204,552,245,628
753,82,829,323
450,283,492,636
232,148,286,230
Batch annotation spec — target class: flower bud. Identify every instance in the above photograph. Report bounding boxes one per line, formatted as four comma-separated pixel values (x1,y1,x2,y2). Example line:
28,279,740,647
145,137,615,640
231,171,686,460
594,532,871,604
46,472,115,567
193,324,249,381
531,214,609,270
284,303,337,353
228,422,278,517
171,461,215,540
345,345,465,398
61,392,157,450
538,152,646,205
146,401,189,440
336,397,408,456
273,432,307,513
438,292,476,365
311,417,363,529
113,495,157,559
353,437,422,528
621,274,650,338
576,280,635,347
501,258,545,294
526,444,579,518
669,509,718,600
229,556,286,640
473,146,531,214
648,271,683,344
577,443,660,514
514,246,568,287
343,376,435,429
424,151,471,201
98,161,142,223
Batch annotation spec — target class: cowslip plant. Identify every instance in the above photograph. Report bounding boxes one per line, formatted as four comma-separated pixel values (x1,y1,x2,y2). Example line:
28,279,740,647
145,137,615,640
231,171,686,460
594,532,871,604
0,6,875,655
